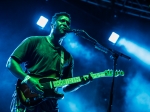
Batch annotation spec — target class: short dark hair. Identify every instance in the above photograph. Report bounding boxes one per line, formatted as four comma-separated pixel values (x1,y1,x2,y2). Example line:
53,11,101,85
51,12,71,25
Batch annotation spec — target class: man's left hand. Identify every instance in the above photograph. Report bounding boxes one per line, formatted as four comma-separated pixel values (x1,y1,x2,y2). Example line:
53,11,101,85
79,72,93,86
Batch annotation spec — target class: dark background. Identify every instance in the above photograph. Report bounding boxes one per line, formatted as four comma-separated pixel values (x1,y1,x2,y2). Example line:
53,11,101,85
0,0,150,112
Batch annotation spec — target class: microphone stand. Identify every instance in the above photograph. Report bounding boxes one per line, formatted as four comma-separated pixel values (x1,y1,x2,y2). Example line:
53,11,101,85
75,30,131,112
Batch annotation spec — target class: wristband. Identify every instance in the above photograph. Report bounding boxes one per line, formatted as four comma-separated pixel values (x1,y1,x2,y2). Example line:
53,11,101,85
21,75,31,84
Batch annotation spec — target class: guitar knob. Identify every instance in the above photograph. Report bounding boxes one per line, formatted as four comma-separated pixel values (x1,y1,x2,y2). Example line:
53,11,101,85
25,98,30,103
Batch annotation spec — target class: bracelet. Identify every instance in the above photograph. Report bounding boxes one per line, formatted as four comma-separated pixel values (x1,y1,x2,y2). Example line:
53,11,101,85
21,75,31,84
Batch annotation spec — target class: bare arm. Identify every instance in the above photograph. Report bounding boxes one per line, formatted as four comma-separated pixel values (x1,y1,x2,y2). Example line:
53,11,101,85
63,76,91,93
6,57,27,80
63,83,82,92
6,57,44,94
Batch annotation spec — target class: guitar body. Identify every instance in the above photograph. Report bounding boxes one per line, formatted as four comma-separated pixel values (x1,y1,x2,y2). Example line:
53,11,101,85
16,78,64,107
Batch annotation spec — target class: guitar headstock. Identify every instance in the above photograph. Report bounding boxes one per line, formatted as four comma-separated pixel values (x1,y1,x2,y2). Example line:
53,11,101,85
104,69,124,77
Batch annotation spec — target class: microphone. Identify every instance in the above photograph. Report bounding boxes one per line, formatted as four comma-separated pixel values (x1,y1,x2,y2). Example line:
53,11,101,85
65,29,84,33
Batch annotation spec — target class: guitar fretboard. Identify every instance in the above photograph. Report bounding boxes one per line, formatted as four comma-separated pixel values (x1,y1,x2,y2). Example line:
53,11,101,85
53,72,106,88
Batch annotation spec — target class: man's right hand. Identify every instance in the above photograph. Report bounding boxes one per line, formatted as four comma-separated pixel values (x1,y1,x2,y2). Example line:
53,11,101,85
27,77,44,95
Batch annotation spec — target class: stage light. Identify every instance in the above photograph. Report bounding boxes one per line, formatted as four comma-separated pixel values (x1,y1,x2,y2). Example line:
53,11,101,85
36,16,48,28
108,32,119,44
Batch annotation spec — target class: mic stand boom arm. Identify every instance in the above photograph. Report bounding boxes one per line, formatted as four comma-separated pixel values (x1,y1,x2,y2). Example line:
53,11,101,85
76,30,131,112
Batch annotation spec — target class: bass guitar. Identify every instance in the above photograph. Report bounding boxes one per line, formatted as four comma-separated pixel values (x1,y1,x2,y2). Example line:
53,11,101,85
16,69,124,107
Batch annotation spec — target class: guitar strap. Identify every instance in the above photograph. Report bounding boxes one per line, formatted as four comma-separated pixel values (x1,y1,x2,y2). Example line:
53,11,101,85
59,48,64,79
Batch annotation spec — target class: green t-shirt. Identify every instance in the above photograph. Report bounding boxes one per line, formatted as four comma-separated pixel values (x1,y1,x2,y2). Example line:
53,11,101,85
11,36,74,79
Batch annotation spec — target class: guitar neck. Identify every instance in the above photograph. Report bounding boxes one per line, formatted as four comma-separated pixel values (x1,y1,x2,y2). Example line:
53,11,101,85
53,72,106,88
